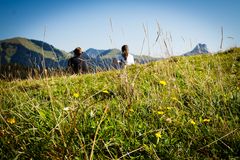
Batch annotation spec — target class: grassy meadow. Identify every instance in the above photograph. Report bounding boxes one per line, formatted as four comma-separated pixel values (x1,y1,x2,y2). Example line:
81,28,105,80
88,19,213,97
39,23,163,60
0,48,240,159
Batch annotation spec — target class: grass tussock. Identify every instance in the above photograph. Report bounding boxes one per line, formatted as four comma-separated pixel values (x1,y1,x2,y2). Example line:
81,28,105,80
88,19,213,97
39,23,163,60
0,48,240,159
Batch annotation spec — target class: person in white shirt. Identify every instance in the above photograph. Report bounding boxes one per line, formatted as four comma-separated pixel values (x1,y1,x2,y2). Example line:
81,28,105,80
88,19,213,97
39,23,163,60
113,45,135,69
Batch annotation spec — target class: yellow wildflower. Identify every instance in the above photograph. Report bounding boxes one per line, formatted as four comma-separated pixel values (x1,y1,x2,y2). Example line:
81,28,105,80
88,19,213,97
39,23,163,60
190,120,196,125
73,93,79,98
102,90,110,94
157,111,164,115
155,131,162,138
7,118,16,124
129,108,134,112
159,80,167,86
203,119,210,123
171,97,178,101
167,107,171,110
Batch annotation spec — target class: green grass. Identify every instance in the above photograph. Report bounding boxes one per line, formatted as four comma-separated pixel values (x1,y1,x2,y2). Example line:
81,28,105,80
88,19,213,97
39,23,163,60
0,48,240,159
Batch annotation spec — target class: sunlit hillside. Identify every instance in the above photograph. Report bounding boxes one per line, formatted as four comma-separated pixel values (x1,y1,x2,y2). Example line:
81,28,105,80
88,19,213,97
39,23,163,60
0,48,239,159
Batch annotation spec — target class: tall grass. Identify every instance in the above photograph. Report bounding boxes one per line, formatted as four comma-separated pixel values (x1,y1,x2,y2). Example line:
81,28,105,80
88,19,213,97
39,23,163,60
0,48,239,159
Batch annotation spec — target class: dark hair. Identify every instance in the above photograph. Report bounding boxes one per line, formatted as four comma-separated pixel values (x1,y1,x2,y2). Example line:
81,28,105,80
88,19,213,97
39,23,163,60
74,47,82,56
121,45,128,53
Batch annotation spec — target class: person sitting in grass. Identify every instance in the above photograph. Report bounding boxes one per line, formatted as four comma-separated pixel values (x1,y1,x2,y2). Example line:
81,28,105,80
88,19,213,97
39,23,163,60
68,47,88,74
113,45,135,69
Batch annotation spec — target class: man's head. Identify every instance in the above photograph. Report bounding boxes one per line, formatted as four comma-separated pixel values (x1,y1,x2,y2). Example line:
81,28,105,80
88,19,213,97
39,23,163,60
121,45,129,58
74,47,83,56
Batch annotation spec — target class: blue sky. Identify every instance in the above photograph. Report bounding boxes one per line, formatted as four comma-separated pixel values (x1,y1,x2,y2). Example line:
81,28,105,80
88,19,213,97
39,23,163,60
0,0,240,57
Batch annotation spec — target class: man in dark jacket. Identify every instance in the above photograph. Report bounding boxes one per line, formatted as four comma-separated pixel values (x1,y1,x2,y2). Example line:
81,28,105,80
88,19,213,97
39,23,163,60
68,47,88,74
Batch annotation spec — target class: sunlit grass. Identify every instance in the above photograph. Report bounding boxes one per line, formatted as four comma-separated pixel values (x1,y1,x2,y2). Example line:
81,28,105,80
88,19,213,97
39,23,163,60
0,48,239,159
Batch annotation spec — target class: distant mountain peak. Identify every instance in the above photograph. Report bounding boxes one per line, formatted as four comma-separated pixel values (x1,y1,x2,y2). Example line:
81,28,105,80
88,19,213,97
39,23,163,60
184,43,209,56
192,43,209,53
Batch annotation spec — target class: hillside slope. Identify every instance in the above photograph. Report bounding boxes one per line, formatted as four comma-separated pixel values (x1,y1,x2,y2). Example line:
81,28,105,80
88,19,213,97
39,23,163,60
0,37,71,68
0,48,239,159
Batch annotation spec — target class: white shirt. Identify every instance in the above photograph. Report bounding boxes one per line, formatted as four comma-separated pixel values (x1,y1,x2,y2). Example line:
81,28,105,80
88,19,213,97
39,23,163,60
116,54,135,66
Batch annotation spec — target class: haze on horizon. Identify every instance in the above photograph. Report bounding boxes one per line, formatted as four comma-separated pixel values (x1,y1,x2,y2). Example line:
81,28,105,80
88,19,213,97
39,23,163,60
0,0,240,57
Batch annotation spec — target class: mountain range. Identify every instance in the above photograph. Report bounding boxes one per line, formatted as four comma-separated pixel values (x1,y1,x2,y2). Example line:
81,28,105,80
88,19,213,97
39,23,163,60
0,37,209,70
